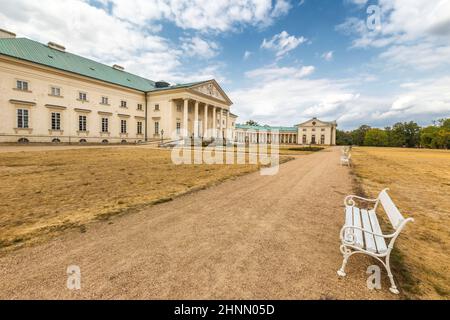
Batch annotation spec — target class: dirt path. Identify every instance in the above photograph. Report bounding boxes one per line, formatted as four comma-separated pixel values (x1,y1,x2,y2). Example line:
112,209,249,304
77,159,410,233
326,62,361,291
0,147,395,299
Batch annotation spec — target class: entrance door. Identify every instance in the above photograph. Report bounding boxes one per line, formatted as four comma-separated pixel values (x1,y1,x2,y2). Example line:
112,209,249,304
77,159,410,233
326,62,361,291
311,135,316,144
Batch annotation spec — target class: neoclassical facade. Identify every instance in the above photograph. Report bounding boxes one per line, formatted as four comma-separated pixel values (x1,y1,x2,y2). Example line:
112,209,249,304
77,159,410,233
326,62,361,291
0,30,234,144
235,118,337,145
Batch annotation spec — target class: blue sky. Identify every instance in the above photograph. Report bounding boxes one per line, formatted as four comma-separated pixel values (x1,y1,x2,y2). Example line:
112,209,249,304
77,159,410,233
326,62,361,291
1,0,449,130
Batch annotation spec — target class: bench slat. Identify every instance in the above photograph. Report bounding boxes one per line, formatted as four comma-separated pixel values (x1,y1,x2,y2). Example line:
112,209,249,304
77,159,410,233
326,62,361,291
361,209,377,253
369,210,388,254
379,190,404,229
352,207,364,248
344,206,353,242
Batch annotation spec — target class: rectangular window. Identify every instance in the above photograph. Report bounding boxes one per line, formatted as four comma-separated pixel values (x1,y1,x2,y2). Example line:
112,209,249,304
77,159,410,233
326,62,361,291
79,115,87,131
176,122,181,134
302,135,307,144
16,80,29,91
321,135,325,144
101,96,109,105
50,86,61,96
51,112,61,130
121,119,127,134
176,105,182,112
137,121,143,135
120,100,127,108
154,121,159,135
101,118,109,133
17,109,29,128
154,104,160,111
137,104,143,111
78,92,87,101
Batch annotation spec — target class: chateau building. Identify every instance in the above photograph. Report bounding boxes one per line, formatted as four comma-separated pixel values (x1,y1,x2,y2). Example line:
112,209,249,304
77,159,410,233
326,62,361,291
235,118,337,145
0,29,234,144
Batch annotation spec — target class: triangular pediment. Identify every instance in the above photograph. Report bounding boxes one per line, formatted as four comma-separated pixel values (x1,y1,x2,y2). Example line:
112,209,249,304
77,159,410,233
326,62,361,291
295,118,336,127
190,80,232,105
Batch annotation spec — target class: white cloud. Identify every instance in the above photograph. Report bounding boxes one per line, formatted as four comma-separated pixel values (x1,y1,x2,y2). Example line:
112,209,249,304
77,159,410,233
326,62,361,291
231,65,360,125
245,65,315,81
337,0,450,70
243,50,252,60
321,51,334,61
110,0,292,32
181,36,219,59
261,31,307,58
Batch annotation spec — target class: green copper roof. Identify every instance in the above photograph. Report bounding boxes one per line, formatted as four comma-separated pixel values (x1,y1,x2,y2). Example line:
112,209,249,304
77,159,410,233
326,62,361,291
236,124,297,132
0,37,158,92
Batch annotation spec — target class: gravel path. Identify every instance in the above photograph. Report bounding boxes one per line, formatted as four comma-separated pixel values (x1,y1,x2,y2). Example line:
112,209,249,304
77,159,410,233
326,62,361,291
0,147,394,299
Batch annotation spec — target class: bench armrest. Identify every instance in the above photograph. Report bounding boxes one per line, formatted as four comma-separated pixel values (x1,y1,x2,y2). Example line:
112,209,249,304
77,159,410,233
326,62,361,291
344,195,378,207
340,225,396,243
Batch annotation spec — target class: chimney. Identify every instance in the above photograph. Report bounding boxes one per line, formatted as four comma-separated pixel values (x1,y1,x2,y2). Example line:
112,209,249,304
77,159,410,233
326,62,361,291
47,42,66,52
112,64,125,71
0,28,16,39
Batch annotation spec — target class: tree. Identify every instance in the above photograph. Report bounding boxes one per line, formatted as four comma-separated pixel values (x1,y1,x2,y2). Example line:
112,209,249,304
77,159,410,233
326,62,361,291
420,118,450,149
364,128,388,146
351,125,371,146
245,120,259,126
336,130,353,145
389,121,420,147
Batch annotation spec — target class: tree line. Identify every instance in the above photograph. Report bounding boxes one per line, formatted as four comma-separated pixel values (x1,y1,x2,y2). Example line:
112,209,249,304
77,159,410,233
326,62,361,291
336,118,450,149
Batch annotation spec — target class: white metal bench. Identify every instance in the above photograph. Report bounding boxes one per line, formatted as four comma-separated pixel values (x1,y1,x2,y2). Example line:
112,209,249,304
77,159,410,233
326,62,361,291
340,153,351,166
337,188,414,294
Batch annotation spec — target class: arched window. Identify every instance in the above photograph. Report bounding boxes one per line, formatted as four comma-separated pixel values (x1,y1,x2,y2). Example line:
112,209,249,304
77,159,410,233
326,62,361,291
79,139,87,144
121,140,127,144
101,139,109,144
52,138,61,144
18,137,29,144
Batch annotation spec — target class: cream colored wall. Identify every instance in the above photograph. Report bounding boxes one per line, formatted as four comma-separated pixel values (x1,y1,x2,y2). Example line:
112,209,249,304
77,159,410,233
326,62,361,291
0,58,146,143
297,120,336,145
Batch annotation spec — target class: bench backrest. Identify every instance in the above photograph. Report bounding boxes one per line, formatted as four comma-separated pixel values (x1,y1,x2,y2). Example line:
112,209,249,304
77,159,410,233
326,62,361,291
378,189,405,229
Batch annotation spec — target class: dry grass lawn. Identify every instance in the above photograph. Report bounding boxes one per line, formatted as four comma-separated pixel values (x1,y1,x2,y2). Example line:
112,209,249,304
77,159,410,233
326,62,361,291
351,147,450,299
0,147,291,253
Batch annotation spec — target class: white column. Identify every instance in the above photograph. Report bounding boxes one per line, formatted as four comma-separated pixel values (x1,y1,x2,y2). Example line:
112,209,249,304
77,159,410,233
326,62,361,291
212,106,217,138
203,104,208,138
226,109,230,139
183,98,189,138
219,108,223,138
194,100,199,138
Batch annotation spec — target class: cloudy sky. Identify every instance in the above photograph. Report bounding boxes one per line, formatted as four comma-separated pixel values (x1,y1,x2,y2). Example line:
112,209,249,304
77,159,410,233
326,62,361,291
1,0,449,129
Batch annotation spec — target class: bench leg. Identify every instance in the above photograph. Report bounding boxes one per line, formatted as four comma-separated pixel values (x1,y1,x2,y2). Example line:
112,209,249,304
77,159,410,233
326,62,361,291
337,247,350,277
385,255,400,294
